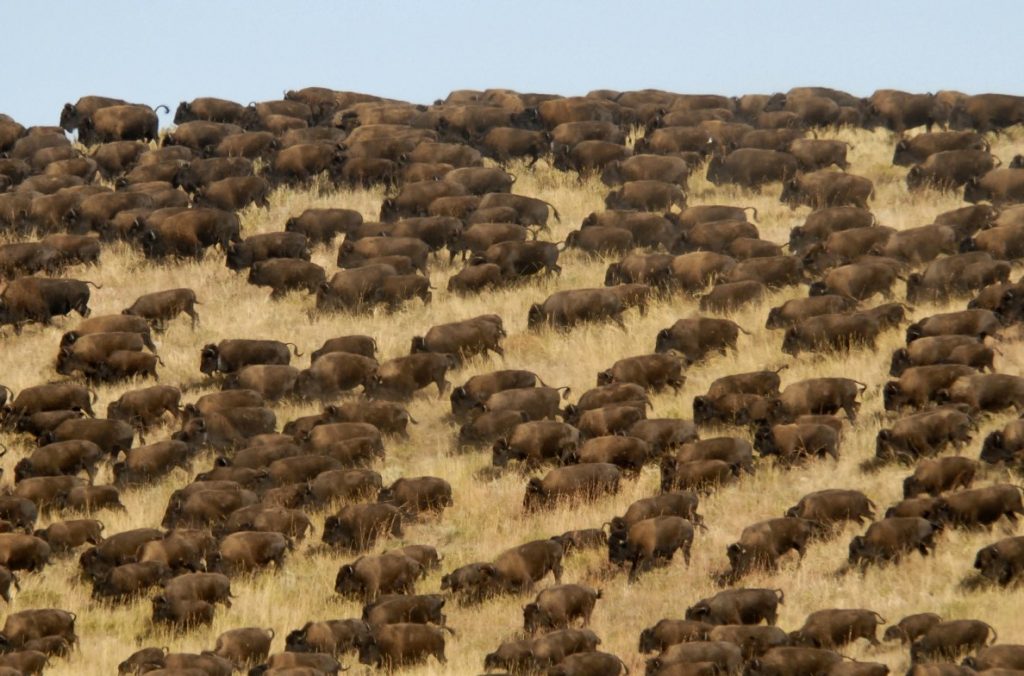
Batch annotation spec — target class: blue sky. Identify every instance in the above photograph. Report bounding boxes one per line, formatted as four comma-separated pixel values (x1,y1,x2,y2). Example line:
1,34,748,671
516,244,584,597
2,1,1021,127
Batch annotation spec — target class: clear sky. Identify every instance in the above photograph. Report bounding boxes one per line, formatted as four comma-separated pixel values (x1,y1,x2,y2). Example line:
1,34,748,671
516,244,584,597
3,0,1021,127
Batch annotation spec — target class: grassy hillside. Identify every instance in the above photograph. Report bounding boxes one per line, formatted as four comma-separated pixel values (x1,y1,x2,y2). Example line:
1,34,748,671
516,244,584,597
2,124,1024,675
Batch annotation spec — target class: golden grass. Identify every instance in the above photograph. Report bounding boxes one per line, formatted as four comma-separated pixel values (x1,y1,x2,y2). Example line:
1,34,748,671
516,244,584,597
2,126,1024,674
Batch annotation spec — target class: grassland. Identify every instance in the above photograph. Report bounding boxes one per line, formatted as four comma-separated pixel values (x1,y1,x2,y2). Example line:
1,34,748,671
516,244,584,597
2,125,1024,674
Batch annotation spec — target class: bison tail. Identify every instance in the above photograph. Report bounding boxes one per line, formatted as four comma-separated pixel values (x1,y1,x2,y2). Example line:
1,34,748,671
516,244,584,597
773,365,789,374
154,104,170,114
266,627,276,639
406,413,419,425
744,206,759,222
88,388,99,405
774,588,785,604
286,342,304,357
872,611,888,625
852,380,868,391
556,386,572,400
545,201,562,223
441,625,457,636
736,325,752,335
84,280,103,289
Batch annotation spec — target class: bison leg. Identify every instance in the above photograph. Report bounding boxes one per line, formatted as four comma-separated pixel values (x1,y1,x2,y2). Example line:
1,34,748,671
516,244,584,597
627,556,643,583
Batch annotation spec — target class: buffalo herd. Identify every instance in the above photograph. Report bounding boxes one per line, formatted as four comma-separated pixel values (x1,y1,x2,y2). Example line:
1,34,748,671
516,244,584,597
1,85,1024,674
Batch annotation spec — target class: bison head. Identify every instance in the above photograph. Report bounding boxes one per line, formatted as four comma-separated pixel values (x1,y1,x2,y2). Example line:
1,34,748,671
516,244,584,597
974,544,1011,584
892,139,913,165
172,418,207,448
54,348,77,376
522,478,546,510
904,273,925,303
725,542,748,569
199,344,220,374
691,396,717,425
150,595,175,623
59,103,81,130
874,429,895,460
284,627,311,653
603,189,624,210
780,328,800,356
765,307,784,329
13,459,35,484
902,476,926,500
684,601,711,622
705,154,725,185
334,563,363,597
779,178,802,208
752,422,778,456
378,198,399,223
882,382,904,411
980,431,1008,464
409,336,427,353
448,386,480,419
905,323,923,344
600,163,622,187
788,226,808,251
788,630,818,647
595,369,614,387
603,263,623,287
172,101,191,124
905,165,925,191
59,331,80,348
963,177,986,204
882,625,908,643
638,627,660,654
847,535,870,565
807,281,829,297
522,602,549,634
606,532,632,567
654,328,677,354
356,634,381,667
491,439,512,468
292,371,321,401
225,242,253,270
526,304,546,330
321,516,352,548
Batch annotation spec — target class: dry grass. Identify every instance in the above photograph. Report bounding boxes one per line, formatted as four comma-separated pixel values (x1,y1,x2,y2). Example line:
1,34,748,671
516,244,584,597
3,125,1024,675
